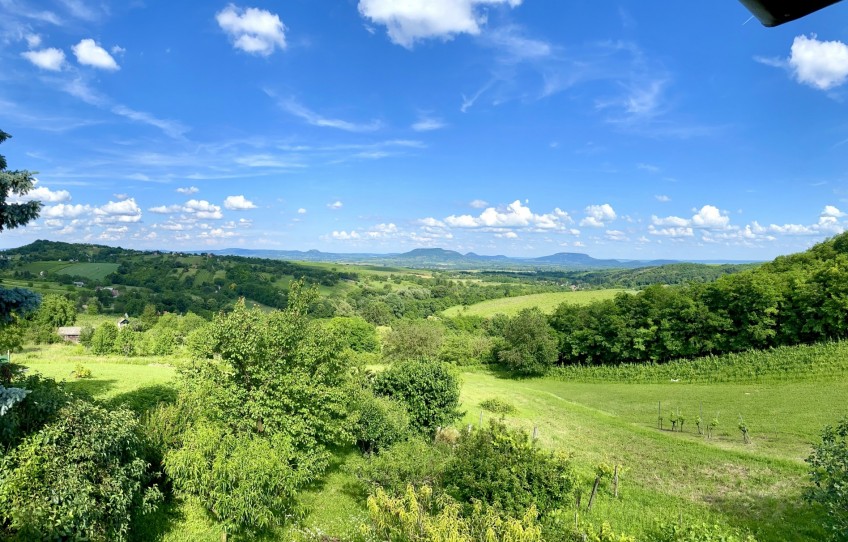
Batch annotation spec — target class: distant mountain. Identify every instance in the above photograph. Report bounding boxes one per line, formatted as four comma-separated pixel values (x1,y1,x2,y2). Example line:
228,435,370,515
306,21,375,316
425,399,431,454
203,247,757,270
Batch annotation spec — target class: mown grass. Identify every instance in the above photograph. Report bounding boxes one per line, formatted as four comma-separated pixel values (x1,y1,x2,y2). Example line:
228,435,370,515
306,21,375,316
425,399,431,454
55,262,120,280
442,289,626,317
16,340,842,541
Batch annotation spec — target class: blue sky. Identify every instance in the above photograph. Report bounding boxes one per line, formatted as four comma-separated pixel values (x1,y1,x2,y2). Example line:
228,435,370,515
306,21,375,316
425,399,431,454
1,0,848,259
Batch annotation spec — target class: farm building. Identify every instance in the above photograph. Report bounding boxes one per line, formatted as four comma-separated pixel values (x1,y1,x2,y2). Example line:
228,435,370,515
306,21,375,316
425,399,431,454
117,314,130,328
58,326,82,343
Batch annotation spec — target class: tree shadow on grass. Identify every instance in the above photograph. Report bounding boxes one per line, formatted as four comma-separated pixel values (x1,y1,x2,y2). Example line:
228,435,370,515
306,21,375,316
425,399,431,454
63,377,117,398
704,491,827,541
107,384,178,415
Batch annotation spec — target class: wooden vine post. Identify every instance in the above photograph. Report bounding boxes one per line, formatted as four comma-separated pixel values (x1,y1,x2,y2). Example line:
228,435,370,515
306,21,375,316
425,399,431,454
587,474,601,510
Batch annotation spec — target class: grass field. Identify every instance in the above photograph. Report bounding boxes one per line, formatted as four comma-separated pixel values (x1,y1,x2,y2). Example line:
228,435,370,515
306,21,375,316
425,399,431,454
15,339,844,541
20,260,119,280
442,289,625,317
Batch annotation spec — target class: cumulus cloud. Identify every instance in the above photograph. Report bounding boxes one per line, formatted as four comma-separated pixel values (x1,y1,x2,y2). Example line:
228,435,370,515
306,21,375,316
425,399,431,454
185,199,223,219
21,48,66,71
177,186,199,195
332,230,360,240
580,204,616,227
94,198,142,224
444,200,570,231
655,194,670,202
648,225,694,238
149,204,183,214
652,205,730,233
789,35,848,90
822,205,845,218
72,39,119,70
358,0,522,48
327,200,343,210
42,203,90,219
25,34,42,48
469,199,488,209
216,4,286,56
691,205,730,229
297,208,307,214
8,183,71,203
224,195,257,210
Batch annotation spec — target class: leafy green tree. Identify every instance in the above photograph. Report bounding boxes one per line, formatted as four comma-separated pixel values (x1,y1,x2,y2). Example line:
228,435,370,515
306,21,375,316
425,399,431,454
806,417,848,541
497,308,558,375
168,280,357,535
90,322,119,354
353,390,411,454
383,319,445,362
0,400,162,541
325,316,380,353
373,359,462,435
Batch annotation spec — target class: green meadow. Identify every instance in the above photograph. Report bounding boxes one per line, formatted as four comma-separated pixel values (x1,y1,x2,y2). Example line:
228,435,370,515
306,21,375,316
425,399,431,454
442,289,625,317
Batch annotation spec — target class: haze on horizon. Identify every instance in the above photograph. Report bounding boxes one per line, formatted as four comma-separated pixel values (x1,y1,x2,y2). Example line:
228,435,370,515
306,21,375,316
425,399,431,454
2,1,848,260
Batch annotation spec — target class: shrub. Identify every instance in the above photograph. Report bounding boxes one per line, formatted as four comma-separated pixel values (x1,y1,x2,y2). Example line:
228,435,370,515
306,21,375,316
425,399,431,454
383,319,445,362
354,391,411,454
0,400,162,541
90,322,118,355
352,439,452,496
72,362,92,379
443,420,577,517
165,422,324,537
479,397,517,415
365,485,543,542
325,316,380,353
373,359,462,435
0,374,72,449
647,521,758,541
79,324,95,346
439,331,495,366
806,417,848,541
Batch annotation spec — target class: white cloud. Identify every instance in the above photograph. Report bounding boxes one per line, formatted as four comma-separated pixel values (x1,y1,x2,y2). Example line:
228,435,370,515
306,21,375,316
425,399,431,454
42,203,90,219
110,105,187,139
149,205,183,214
177,186,199,195
327,200,343,210
94,198,142,224
648,225,694,238
111,45,126,55
655,194,670,202
691,205,730,229
332,230,360,240
216,4,286,56
185,199,223,219
8,183,71,203
445,200,570,230
224,195,257,210
297,208,307,214
605,229,627,241
25,34,42,48
580,204,616,227
411,117,446,131
358,0,522,48
651,215,689,227
495,231,518,239
72,39,119,70
469,199,488,209
21,48,65,71
789,35,848,90
419,217,446,228
278,98,381,132
822,205,845,218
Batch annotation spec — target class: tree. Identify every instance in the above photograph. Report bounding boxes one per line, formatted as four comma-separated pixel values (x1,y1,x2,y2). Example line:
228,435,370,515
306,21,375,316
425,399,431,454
0,130,41,233
497,308,558,375
806,417,848,541
383,319,445,362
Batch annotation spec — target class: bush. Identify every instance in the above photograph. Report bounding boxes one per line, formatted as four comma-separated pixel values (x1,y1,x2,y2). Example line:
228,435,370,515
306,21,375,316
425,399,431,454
0,400,162,541
383,319,445,362
352,439,452,496
325,316,380,353
165,422,325,537
647,521,758,541
439,331,495,366
72,362,92,378
806,417,848,541
354,391,411,454
90,322,118,355
365,485,543,542
443,420,577,517
479,397,517,415
373,359,462,435
79,324,95,346
0,374,72,449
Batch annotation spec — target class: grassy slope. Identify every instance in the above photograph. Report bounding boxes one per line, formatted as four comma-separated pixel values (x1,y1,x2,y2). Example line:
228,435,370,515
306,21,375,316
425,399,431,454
16,340,845,541
442,289,625,317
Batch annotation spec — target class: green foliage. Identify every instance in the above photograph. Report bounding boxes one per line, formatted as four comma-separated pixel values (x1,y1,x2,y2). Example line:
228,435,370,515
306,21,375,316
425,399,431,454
79,324,95,346
443,420,577,517
0,130,41,233
806,417,848,541
497,308,558,375
374,359,462,435
113,327,142,356
479,398,517,415
365,484,544,542
72,362,92,379
647,521,758,541
0,374,71,449
25,293,76,344
354,390,411,454
383,319,445,362
325,316,380,353
165,422,323,536
352,439,452,496
90,322,119,354
0,400,162,541
0,316,24,352
439,330,495,366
